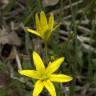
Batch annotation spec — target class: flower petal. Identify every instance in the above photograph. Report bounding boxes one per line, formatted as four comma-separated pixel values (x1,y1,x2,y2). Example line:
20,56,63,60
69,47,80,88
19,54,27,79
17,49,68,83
44,80,56,96
48,13,54,30
40,11,48,34
18,70,40,79
33,80,44,96
49,74,73,82
33,51,45,73
35,13,41,32
26,28,41,37
40,11,47,27
35,13,39,29
46,57,64,74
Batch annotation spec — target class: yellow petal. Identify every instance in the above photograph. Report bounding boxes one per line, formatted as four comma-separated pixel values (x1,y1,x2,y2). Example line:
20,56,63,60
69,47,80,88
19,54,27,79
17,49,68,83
33,80,44,96
26,28,41,37
46,57,64,74
49,74,73,82
44,80,56,96
35,13,41,32
33,51,45,73
48,13,54,30
18,70,40,79
40,11,47,27
40,11,48,33
35,13,39,29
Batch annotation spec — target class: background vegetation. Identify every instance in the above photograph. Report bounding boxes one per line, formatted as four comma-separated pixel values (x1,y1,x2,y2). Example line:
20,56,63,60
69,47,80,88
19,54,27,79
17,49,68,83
0,0,96,96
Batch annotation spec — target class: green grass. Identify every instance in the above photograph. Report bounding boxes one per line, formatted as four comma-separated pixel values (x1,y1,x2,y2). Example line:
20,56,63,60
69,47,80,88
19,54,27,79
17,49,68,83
0,0,96,96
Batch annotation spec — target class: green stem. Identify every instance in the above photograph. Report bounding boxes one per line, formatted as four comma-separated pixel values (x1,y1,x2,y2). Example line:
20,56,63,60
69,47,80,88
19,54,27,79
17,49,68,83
25,32,29,53
88,20,94,81
68,0,77,96
44,42,48,64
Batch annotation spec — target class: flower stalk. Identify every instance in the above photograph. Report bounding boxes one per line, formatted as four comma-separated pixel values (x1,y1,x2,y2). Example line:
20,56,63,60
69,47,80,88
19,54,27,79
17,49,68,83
45,42,48,64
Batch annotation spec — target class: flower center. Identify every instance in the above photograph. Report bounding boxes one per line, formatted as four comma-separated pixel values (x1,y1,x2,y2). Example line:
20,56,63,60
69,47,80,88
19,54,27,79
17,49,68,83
40,74,49,81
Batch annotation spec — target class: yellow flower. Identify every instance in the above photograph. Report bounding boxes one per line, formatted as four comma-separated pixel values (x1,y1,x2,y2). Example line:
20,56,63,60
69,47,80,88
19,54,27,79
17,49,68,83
18,51,73,96
26,11,54,42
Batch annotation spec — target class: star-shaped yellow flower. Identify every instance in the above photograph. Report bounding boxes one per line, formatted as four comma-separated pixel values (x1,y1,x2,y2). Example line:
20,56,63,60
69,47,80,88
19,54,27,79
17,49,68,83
18,51,73,96
26,11,54,42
